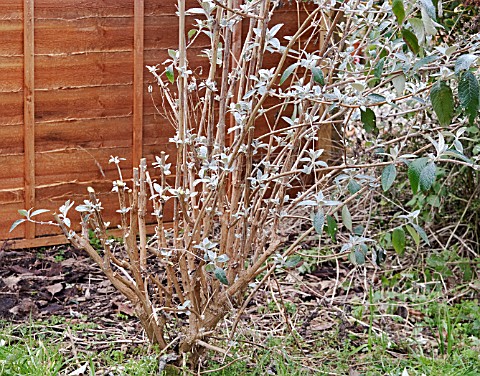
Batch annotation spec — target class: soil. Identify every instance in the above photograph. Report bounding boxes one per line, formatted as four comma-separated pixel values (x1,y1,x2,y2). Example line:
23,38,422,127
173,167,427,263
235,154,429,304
0,243,134,322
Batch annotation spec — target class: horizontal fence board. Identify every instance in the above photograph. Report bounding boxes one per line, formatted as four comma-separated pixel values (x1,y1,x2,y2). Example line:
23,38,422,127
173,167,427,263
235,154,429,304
32,15,209,56
32,180,166,237
35,52,133,89
35,85,133,122
0,19,23,56
0,124,23,154
0,154,24,189
0,92,23,125
0,56,23,91
144,15,210,50
0,188,24,205
5,235,70,249
142,147,180,165
34,17,134,55
32,47,210,92
35,117,133,152
0,202,26,239
34,0,134,19
143,47,211,79
0,0,206,20
0,1,22,20
34,180,120,236
145,0,198,16
35,146,133,184
144,114,176,142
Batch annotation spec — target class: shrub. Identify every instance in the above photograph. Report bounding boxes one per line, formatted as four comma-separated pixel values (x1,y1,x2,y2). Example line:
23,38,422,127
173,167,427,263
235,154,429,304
13,0,480,369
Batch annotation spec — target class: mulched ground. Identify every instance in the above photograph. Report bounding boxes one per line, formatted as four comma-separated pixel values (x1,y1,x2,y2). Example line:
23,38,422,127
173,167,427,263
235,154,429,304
0,241,352,335
0,243,135,322
2,238,462,366
0,240,372,349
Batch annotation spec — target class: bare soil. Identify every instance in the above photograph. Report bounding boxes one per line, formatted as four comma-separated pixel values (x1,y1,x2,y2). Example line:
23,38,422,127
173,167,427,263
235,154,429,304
0,243,135,322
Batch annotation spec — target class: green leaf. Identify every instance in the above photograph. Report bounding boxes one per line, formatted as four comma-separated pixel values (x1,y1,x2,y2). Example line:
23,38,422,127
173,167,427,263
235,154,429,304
429,80,454,126
311,66,325,85
31,209,50,217
455,54,478,75
205,263,215,272
313,208,325,235
458,71,480,124
412,223,430,245
326,215,337,242
419,162,436,192
18,209,29,217
165,64,174,84
412,55,439,72
354,247,366,265
374,58,385,79
460,262,472,281
381,164,397,191
353,225,365,236
367,93,386,103
421,8,436,36
392,227,406,255
408,157,429,194
214,267,229,285
216,254,229,263
392,73,406,96
347,179,361,194
442,148,473,163
409,18,425,45
187,29,197,40
279,63,298,85
426,255,445,268
392,0,405,25
427,194,441,207
420,0,436,20
405,224,420,246
342,205,353,231
349,246,366,265
361,108,377,134
10,219,25,232
167,49,177,59
402,28,420,55
285,255,302,268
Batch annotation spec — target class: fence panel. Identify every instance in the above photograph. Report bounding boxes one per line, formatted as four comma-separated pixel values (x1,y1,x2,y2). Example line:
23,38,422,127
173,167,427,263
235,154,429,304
0,0,331,248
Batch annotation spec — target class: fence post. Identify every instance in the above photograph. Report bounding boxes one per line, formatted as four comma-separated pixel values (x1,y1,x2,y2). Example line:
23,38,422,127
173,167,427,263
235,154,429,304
133,0,145,168
23,0,35,239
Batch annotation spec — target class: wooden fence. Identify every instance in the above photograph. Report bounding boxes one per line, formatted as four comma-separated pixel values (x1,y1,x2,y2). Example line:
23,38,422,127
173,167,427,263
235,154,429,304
0,0,333,249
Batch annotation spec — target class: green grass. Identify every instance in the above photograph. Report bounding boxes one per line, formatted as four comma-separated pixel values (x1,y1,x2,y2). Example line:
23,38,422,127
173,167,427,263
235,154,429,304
0,320,159,376
0,295,479,375
0,340,64,376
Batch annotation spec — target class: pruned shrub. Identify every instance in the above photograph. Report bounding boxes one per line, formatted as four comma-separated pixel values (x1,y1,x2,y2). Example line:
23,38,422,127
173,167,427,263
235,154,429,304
13,0,480,369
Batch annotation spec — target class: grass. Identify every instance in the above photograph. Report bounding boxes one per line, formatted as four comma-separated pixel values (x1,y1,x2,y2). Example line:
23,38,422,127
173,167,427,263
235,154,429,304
0,318,159,376
0,340,64,376
1,295,479,376
1,243,479,376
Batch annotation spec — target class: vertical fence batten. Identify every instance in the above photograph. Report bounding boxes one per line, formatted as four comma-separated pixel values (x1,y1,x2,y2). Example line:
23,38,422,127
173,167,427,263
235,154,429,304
23,0,35,239
133,0,145,167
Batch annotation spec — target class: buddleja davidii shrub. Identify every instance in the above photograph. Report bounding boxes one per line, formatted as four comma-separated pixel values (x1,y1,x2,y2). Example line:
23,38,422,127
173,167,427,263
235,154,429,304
10,0,480,367
272,0,480,259
355,0,480,255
